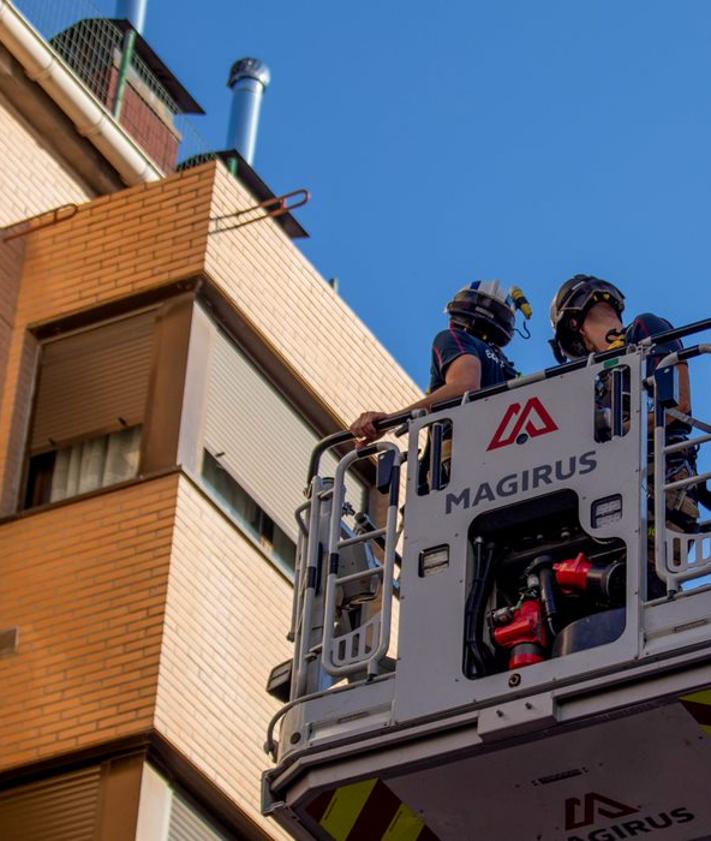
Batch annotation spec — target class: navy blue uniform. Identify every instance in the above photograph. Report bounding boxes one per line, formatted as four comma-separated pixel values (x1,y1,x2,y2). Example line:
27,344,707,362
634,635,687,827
420,326,518,493
625,313,682,377
626,312,688,444
597,313,688,448
429,327,518,394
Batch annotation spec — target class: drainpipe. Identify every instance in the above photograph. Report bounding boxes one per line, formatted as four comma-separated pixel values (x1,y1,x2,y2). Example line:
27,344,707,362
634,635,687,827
113,0,146,119
225,154,239,177
112,27,136,120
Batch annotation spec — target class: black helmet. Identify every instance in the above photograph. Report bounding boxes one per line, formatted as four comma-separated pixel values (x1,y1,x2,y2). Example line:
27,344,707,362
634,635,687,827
549,274,625,362
446,280,516,347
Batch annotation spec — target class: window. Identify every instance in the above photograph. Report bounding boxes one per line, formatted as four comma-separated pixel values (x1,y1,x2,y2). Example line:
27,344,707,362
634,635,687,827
202,450,296,573
137,763,233,841
23,309,155,509
26,426,141,508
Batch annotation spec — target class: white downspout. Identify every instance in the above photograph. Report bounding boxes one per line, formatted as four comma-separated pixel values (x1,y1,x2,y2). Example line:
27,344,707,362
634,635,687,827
0,0,162,186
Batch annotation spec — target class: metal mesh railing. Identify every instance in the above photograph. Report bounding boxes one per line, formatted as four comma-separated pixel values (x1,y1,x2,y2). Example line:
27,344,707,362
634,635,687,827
171,119,211,165
13,0,209,165
50,17,122,105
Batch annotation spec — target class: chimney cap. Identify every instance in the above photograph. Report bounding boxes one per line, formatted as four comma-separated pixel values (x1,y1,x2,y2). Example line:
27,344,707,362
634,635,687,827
228,58,271,90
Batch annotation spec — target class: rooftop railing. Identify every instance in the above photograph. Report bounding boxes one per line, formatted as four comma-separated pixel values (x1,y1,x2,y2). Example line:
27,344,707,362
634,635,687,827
13,0,210,166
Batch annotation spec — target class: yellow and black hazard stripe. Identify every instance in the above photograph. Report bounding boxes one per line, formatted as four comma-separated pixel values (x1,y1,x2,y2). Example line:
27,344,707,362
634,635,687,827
680,688,711,737
306,778,440,841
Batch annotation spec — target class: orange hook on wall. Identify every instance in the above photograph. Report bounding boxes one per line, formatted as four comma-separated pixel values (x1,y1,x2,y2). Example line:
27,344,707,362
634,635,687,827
3,203,79,243
210,189,310,234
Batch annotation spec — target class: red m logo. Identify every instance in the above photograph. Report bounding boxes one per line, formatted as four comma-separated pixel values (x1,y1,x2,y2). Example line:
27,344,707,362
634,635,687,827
487,397,559,451
565,792,638,830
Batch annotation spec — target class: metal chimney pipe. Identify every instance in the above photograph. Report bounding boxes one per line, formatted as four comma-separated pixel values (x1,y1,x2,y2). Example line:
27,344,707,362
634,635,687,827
227,58,271,166
116,0,148,34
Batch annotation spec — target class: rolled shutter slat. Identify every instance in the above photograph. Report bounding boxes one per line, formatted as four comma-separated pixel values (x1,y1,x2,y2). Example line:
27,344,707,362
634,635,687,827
168,791,227,840
0,765,102,841
204,325,365,543
31,311,155,452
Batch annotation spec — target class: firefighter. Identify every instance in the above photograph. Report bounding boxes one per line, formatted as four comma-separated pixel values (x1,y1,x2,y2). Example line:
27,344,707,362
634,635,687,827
549,274,698,596
349,280,522,445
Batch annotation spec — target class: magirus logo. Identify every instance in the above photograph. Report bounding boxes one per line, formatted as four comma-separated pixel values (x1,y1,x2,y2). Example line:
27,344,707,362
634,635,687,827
566,793,637,830
487,396,559,450
563,792,695,840
444,451,597,515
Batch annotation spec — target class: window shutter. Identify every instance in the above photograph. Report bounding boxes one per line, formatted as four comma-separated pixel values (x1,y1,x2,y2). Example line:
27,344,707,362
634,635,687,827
203,326,365,542
0,765,102,841
31,310,155,453
168,792,229,841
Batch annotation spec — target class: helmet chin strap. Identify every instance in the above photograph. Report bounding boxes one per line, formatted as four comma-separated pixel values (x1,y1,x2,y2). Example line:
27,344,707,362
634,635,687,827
548,337,567,365
451,314,480,337
450,315,470,332
453,317,489,343
605,326,626,349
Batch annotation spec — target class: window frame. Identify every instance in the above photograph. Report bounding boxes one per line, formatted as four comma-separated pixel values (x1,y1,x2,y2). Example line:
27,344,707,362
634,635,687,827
20,293,196,512
201,447,298,579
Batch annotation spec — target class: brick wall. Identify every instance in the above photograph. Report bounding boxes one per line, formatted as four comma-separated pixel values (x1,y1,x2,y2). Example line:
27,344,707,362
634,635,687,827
0,92,94,228
0,236,26,410
13,166,211,324
105,68,180,173
0,161,419,835
0,474,178,771
0,91,94,433
0,468,310,837
0,161,421,512
0,166,214,512
204,164,422,427
155,476,292,840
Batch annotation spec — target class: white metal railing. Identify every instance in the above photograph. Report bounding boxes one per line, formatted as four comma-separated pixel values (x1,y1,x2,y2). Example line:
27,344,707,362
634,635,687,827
321,444,401,678
291,475,329,698
653,345,711,594
289,441,403,696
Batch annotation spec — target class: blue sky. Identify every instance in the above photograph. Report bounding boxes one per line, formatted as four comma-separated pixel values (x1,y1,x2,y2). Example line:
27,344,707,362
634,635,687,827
34,0,708,400
22,0,711,389
135,0,711,391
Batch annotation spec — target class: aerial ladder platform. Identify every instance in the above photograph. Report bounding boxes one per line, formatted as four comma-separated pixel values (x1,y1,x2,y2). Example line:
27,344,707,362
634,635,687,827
262,321,711,841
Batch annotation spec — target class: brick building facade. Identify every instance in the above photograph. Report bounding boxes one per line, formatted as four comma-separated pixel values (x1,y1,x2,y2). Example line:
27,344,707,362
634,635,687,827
0,3,419,839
